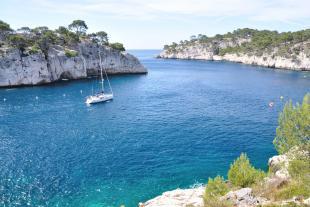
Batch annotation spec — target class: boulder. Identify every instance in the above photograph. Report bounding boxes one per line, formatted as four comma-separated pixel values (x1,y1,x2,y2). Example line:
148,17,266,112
268,154,290,181
222,188,260,207
140,186,205,207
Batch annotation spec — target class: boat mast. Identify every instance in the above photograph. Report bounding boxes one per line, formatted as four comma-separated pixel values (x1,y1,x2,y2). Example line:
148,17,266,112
103,63,113,95
98,48,104,92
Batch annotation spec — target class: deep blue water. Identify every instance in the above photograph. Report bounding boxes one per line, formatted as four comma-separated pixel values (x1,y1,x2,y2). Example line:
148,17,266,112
0,50,309,207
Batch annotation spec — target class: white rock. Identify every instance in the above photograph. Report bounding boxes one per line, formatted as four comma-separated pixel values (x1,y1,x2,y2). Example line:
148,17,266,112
158,41,310,71
222,188,259,207
0,43,147,87
268,154,290,180
141,187,205,207
304,197,310,205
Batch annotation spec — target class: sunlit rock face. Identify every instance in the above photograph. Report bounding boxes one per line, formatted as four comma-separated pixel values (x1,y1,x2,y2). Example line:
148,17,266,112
0,43,147,87
158,40,310,71
140,186,205,207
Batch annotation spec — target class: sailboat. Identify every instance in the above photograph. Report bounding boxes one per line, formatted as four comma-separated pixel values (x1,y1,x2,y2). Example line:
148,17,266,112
85,49,113,104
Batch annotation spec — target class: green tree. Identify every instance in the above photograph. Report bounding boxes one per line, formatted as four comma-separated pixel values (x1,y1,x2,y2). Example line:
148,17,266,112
190,35,197,41
36,30,57,56
163,45,170,50
204,176,231,207
17,27,31,34
109,42,125,51
0,20,12,40
228,153,265,187
205,176,229,198
56,26,79,45
68,20,88,36
88,31,109,45
96,31,109,45
17,27,33,41
0,20,11,30
8,34,27,53
56,26,69,36
273,94,310,154
32,26,49,35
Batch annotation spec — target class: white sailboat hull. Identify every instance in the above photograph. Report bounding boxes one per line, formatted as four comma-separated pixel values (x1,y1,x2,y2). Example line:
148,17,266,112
85,49,114,105
86,93,113,104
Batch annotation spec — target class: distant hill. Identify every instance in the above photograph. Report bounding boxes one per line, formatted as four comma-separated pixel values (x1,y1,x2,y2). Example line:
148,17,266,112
158,28,310,71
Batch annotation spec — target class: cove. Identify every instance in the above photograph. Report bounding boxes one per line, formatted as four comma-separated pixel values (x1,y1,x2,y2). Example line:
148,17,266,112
0,50,309,207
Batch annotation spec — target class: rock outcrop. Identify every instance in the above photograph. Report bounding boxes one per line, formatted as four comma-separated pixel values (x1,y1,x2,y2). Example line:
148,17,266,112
0,43,147,87
158,38,310,71
139,186,205,207
221,188,262,207
268,153,290,181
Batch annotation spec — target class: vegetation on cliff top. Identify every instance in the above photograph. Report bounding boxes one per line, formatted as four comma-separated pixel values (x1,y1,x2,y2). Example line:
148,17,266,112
203,93,310,207
164,28,310,58
0,19,126,57
273,94,310,154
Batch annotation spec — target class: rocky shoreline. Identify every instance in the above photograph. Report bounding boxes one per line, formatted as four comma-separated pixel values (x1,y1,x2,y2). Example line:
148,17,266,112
0,43,147,87
158,28,310,71
139,150,310,207
158,48,310,71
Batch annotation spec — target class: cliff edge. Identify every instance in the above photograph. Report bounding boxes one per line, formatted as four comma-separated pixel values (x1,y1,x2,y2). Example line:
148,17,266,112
0,43,146,87
0,19,147,87
158,28,310,71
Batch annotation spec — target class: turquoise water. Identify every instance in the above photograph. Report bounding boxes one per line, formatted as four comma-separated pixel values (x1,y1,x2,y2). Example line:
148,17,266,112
0,50,309,207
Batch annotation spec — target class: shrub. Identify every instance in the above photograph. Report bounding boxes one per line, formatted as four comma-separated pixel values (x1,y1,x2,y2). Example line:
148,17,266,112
205,176,229,198
109,42,125,51
68,20,88,37
274,180,310,200
204,198,232,207
204,176,231,207
0,20,12,39
260,203,308,207
8,34,27,52
228,153,266,187
273,93,310,154
288,158,310,180
64,49,78,57
29,45,40,54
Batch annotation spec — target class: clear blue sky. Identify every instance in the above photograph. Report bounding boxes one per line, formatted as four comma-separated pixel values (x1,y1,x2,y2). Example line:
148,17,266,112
1,0,310,49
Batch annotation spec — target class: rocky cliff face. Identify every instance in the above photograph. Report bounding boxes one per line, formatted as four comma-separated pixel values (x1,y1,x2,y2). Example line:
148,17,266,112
158,41,310,71
0,43,147,87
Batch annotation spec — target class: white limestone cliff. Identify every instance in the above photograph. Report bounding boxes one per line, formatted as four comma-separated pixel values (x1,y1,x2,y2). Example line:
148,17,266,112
0,43,147,87
158,42,310,71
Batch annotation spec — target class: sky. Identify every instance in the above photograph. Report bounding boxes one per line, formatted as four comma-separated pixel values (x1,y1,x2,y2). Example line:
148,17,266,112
1,0,310,49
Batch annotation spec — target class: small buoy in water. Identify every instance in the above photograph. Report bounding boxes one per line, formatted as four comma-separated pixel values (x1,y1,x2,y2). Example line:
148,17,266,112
80,90,83,94
269,102,274,107
35,96,39,100
63,94,66,97
280,96,284,100
3,98,6,102
304,75,307,78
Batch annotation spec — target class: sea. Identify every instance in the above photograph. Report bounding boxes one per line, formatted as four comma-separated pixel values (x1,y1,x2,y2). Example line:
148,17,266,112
0,50,309,207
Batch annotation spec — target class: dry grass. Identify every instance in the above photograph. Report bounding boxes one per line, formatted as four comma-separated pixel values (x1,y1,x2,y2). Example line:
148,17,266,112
204,197,233,207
